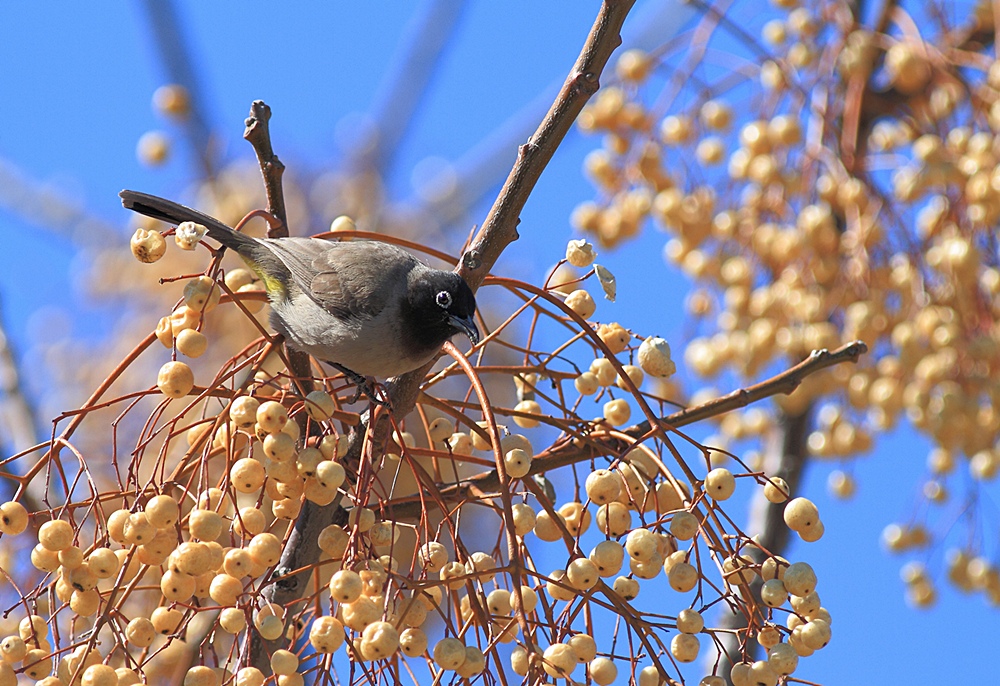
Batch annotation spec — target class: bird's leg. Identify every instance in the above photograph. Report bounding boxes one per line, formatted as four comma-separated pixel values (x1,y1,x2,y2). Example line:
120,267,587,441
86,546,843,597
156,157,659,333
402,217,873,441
330,363,390,409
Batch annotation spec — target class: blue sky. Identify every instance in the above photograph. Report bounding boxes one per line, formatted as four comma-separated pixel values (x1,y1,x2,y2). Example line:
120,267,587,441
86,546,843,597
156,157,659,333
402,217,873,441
1,3,997,685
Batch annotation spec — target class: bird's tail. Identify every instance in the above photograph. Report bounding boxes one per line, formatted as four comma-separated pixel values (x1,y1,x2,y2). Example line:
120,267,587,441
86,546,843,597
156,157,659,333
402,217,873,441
120,189,259,255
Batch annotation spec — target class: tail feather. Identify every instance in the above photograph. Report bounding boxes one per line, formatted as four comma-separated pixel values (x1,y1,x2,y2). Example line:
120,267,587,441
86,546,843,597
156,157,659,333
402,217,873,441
120,190,259,255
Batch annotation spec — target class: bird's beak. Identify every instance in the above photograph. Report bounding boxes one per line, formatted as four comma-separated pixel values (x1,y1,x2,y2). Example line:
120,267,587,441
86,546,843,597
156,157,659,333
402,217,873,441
449,314,480,346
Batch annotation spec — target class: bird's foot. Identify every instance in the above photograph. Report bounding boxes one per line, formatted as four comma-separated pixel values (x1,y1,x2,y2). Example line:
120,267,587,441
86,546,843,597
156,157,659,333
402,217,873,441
331,363,390,409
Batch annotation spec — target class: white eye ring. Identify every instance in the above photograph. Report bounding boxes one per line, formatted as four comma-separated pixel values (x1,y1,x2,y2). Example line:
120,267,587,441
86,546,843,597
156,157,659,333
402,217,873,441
435,290,452,309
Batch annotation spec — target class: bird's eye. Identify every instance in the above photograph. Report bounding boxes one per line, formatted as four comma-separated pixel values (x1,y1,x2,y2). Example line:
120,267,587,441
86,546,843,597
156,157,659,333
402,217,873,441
435,290,453,309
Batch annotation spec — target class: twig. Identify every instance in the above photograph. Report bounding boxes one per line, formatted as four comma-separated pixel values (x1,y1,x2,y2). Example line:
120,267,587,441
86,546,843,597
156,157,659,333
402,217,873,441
375,341,868,520
244,101,288,239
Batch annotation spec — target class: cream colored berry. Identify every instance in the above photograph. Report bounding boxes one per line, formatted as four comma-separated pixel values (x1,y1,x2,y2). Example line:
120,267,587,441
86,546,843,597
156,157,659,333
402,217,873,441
269,649,298,676
174,220,206,249
575,371,600,395
568,633,597,662
399,627,427,657
183,665,218,686
145,494,179,529
559,501,591,536
248,533,282,567
209,574,243,606
783,562,817,596
151,606,183,635
485,588,512,616
613,576,639,600
229,396,260,429
153,83,191,118
590,657,618,685
597,502,632,536
183,276,221,313
532,509,561,542
586,469,622,505
231,457,265,493
433,637,467,670
125,617,156,648
309,616,345,653
566,557,599,590
671,633,700,662
0,635,26,663
761,578,788,607
764,477,789,503
511,503,536,536
705,468,736,500
676,608,704,633
799,619,831,649
341,597,379,631
347,506,375,532
38,519,74,551
456,647,486,678
0,502,28,536
503,448,532,478
512,585,538,613
417,541,448,572
625,528,657,562
263,432,296,462
768,642,798,675
513,400,541,428
542,643,577,678
305,390,336,421
160,570,196,602
157,361,195,399
670,511,699,540
783,498,820,532
590,540,624,577
565,290,597,318
799,519,825,542
130,228,167,263
329,570,363,604
510,646,529,676
176,329,208,358
256,615,284,641
18,615,46,643
638,336,676,377
256,400,288,434
82,664,118,686
31,543,59,572
189,509,224,541
546,570,576,601
590,358,617,386
366,599,404,640
603,398,631,426
566,238,597,267
597,323,630,354
668,561,699,592
465,551,497,581
616,364,644,391
21,649,51,679
236,667,265,686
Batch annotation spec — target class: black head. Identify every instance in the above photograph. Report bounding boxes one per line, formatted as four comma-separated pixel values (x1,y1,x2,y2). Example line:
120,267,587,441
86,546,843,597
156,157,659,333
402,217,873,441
403,270,480,358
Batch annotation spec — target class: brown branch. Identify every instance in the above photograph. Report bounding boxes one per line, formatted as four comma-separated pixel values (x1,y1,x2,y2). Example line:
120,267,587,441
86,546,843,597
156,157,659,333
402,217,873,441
458,0,636,291
243,101,288,239
378,341,868,520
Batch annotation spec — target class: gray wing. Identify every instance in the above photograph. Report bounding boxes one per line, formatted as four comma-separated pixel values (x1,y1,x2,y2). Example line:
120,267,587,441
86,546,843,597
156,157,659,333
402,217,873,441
263,238,419,319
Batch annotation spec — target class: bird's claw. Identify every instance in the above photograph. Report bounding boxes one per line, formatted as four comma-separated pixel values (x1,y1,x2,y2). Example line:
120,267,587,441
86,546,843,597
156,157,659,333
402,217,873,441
332,363,391,409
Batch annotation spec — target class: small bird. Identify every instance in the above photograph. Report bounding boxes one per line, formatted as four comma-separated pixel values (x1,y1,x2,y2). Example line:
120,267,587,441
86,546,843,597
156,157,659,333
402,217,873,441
121,190,479,391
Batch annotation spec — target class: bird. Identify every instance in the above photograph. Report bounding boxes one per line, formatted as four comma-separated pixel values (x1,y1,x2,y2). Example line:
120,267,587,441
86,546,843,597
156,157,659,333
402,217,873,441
120,190,479,397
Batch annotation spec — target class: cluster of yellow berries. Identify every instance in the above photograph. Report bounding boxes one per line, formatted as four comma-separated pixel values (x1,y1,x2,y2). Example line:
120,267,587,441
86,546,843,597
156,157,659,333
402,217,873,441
570,1,1000,607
